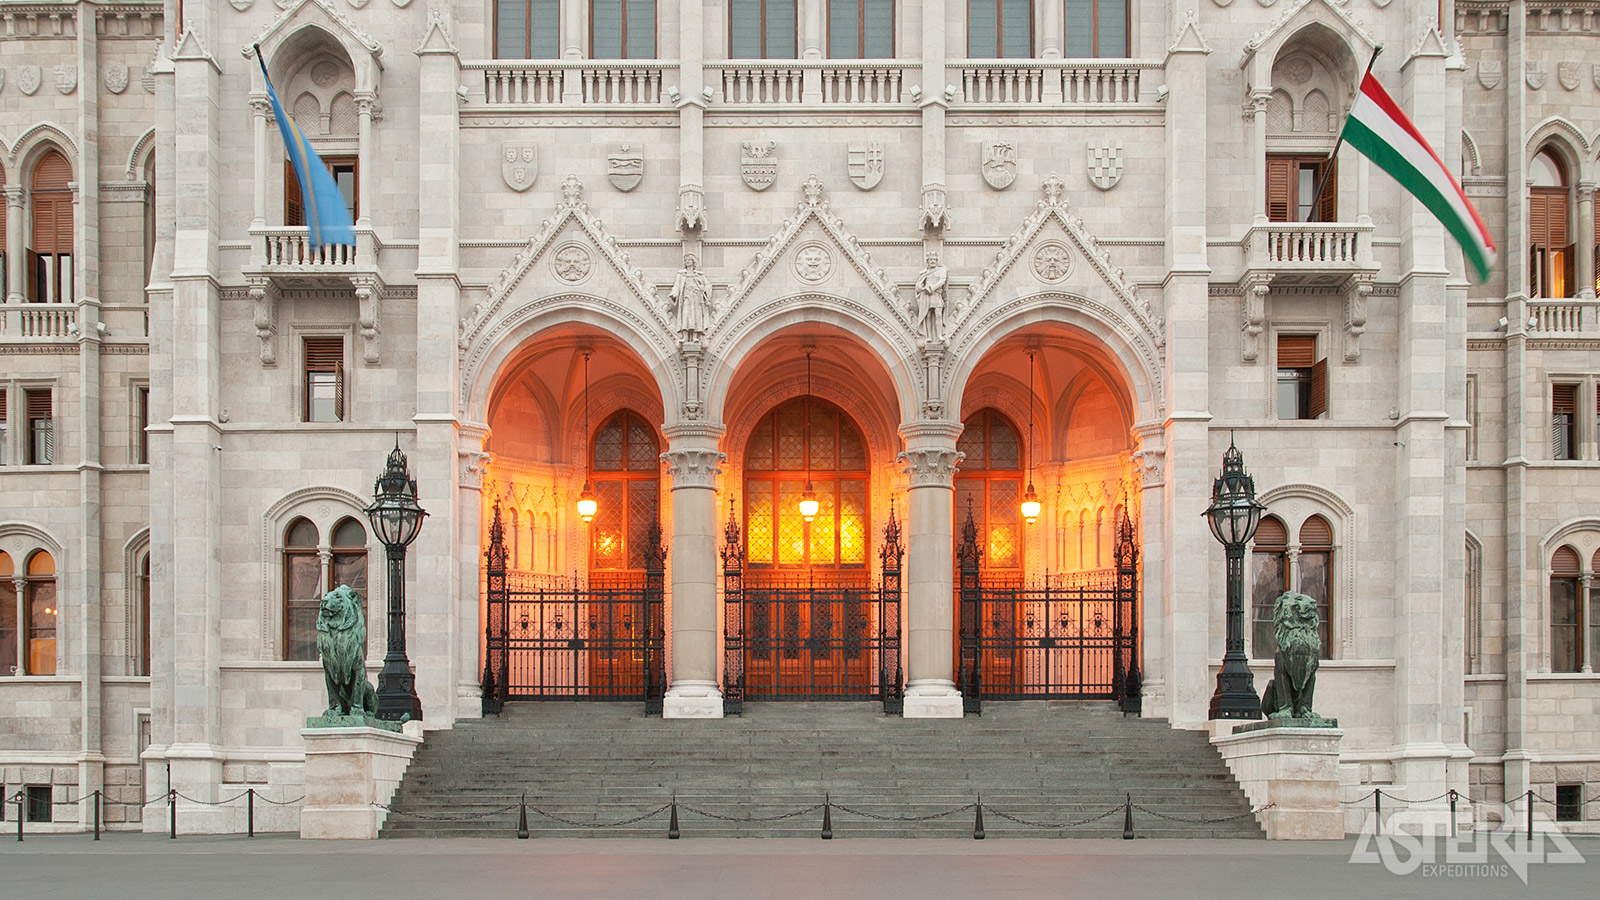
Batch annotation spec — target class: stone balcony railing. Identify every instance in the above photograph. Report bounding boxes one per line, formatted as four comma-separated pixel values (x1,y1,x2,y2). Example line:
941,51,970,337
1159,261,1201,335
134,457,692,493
713,60,911,105
954,59,1160,105
1242,221,1377,286
0,301,77,341
244,226,383,290
468,60,674,106
1527,299,1599,334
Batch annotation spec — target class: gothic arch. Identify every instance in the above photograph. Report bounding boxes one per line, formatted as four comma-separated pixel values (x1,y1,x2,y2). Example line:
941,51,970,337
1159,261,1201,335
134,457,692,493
1540,517,1600,561
1461,129,1482,178
1242,6,1375,101
258,486,375,658
6,123,79,174
1525,117,1590,183
126,127,157,182
0,522,67,570
1255,482,1356,656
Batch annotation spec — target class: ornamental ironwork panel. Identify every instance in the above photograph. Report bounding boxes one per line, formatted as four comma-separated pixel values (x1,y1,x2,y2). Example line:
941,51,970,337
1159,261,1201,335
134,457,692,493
956,503,1140,713
482,504,665,712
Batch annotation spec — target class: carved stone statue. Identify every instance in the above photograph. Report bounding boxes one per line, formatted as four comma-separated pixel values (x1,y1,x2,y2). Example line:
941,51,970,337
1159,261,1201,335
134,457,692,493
669,254,714,344
1259,591,1328,722
913,252,948,343
311,584,385,724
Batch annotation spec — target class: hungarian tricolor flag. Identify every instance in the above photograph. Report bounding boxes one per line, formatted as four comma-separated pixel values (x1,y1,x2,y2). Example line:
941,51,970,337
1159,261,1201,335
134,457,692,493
1341,72,1496,283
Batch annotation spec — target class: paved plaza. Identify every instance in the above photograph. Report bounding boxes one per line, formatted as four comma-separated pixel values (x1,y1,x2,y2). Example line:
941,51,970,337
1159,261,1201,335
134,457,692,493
3,834,1596,900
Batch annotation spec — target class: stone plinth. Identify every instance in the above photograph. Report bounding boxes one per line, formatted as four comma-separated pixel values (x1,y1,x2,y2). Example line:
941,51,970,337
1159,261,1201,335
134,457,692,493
299,725,422,839
1211,723,1344,840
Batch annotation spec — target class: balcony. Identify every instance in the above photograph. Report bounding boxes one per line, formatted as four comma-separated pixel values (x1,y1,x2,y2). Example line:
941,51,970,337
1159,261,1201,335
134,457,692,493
243,226,383,291
0,302,77,342
954,59,1160,106
1527,300,1599,334
1241,221,1377,288
468,60,673,107
713,60,911,106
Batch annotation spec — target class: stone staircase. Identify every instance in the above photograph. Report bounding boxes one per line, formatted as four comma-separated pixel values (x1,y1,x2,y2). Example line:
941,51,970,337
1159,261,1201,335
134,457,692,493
381,702,1262,838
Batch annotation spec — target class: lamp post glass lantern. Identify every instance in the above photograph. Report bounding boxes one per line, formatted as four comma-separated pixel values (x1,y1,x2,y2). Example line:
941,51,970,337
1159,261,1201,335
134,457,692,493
1204,439,1266,720
366,440,428,722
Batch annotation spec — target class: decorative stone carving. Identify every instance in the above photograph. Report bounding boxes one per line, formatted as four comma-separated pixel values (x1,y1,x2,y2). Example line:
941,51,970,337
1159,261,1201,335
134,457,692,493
230,0,254,10
1086,138,1123,191
668,254,714,345
1031,241,1073,283
677,185,706,231
1476,61,1501,90
741,140,777,191
54,65,77,94
913,253,949,344
0,68,5,94
18,65,41,96
1259,592,1329,723
142,67,155,94
353,277,382,364
1133,449,1165,488
897,448,965,488
846,140,884,190
551,243,592,283
981,141,1017,190
348,0,369,8
607,143,643,192
458,450,491,489
1241,274,1270,363
1558,61,1580,91
392,0,413,7
501,143,537,192
248,279,280,365
918,184,950,231
1343,277,1371,362
1526,62,1546,90
792,242,833,283
104,62,129,94
660,449,726,489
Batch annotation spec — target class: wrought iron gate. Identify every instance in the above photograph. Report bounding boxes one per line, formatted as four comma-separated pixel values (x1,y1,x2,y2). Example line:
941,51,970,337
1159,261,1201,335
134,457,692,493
957,504,1140,714
721,502,904,714
481,504,665,715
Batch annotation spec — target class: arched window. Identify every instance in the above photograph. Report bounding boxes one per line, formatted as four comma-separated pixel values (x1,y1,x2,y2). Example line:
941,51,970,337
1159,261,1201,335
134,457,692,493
1551,546,1581,673
24,551,56,676
136,553,151,677
496,0,560,58
1064,0,1128,58
828,0,893,58
29,151,73,304
282,518,321,661
1251,515,1288,657
968,0,1032,58
592,0,656,58
589,411,660,572
1530,148,1573,299
0,552,15,675
330,517,369,610
142,153,156,286
744,396,868,573
956,408,1024,573
732,0,798,58
1298,515,1333,656
0,164,7,299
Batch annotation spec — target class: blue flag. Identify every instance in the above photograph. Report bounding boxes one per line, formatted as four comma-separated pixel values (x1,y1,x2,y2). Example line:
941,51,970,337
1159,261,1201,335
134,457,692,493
254,46,355,249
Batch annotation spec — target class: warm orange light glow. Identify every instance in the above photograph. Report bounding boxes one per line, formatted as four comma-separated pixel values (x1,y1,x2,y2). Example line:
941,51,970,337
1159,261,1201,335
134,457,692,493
576,482,598,522
1021,483,1041,525
799,484,819,522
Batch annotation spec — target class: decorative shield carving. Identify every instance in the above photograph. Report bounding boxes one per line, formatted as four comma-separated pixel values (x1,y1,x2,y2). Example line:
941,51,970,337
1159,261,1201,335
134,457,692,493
18,65,41,96
1558,61,1580,91
0,68,5,94
142,67,155,94
1086,138,1123,191
1595,63,1600,91
846,141,884,190
982,141,1017,190
741,141,777,191
1526,62,1546,90
229,0,253,9
104,63,129,94
54,65,76,95
501,143,537,192
607,143,643,192
1476,61,1502,90
348,0,369,7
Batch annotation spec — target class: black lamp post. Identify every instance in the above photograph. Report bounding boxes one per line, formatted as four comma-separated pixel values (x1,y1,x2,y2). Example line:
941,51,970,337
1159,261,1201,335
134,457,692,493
1204,438,1267,720
366,440,428,722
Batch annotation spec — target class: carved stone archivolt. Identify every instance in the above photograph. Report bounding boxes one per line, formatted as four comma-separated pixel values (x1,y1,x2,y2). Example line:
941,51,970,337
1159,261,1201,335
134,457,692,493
660,449,727,489
898,447,965,488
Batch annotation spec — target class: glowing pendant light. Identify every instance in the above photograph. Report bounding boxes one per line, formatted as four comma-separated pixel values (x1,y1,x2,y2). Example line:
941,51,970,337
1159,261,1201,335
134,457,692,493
1021,350,1041,526
799,349,820,523
576,350,598,523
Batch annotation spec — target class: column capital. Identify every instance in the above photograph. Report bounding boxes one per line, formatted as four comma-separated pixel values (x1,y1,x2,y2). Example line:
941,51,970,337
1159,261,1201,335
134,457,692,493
661,422,725,445
899,419,963,445
661,448,726,489
898,447,965,488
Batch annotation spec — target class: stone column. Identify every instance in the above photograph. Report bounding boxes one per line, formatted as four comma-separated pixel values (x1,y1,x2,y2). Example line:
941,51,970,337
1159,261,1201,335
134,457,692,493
676,0,705,238
800,0,823,102
354,94,378,228
661,429,726,718
456,426,490,716
4,188,22,304
898,423,964,718
249,96,269,230
1577,184,1595,300
918,0,948,236
1581,574,1594,674
1248,88,1270,223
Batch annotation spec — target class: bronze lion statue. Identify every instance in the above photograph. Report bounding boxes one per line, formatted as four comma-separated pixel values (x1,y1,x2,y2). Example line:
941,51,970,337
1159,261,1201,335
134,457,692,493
1260,591,1322,720
316,584,379,718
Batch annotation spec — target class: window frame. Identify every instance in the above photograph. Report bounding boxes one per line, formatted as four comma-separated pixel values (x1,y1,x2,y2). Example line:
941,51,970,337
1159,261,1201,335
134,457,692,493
587,409,662,574
955,407,1026,576
967,0,1034,59
1529,147,1574,300
22,550,57,676
1266,154,1337,223
1062,0,1129,59
1551,382,1579,461
284,156,358,226
1275,333,1328,421
23,386,55,465
590,0,658,59
27,149,74,305
742,396,871,573
730,0,799,59
494,0,561,60
301,334,347,424
826,0,895,59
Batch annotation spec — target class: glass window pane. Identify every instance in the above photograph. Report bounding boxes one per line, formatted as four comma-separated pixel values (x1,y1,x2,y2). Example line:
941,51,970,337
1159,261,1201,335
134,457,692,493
731,0,762,57
810,487,837,566
496,0,529,58
776,403,806,469
591,481,625,568
26,580,56,675
286,518,318,548
625,0,656,58
990,416,1019,469
1298,551,1332,658
862,0,893,56
778,481,805,564
309,372,339,423
332,518,366,548
1251,551,1285,657
1552,577,1579,672
285,601,319,661
1096,0,1126,57
593,418,624,470
626,480,658,569
1530,151,1564,188
769,0,798,57
627,418,657,471
969,0,998,57
746,420,774,470
286,552,320,601
1000,0,1031,57
988,480,1021,568
0,582,17,675
331,552,367,599
839,481,867,565
592,0,623,57
1063,0,1093,56
746,486,774,565
808,404,837,471
530,0,559,56
828,0,858,57
839,419,866,470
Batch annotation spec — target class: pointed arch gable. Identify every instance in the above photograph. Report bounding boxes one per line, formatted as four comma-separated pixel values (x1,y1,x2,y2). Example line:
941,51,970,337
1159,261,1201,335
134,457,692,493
1241,2,1376,97
259,486,375,657
126,127,157,182
1526,117,1590,182
1255,481,1356,656
246,1,383,94
7,123,80,174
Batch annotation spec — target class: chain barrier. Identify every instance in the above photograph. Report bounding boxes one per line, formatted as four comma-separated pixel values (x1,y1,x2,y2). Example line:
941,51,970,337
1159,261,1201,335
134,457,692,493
677,803,824,823
1131,803,1275,825
830,802,974,822
372,802,519,822
527,804,672,829
984,805,1124,829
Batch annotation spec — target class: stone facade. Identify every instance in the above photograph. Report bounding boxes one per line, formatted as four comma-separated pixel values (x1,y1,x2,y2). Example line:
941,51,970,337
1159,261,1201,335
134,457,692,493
0,0,1596,835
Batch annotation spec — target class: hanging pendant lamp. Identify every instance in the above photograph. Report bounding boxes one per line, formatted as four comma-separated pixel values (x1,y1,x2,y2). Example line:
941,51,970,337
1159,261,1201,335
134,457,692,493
576,350,598,523
799,349,820,523
1021,350,1041,526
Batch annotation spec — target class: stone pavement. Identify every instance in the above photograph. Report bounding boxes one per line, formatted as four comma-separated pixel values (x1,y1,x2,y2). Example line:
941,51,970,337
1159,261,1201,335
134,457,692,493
3,834,1596,900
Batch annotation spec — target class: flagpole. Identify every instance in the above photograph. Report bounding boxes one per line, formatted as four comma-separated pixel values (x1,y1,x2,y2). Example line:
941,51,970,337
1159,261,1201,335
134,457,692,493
1304,46,1383,222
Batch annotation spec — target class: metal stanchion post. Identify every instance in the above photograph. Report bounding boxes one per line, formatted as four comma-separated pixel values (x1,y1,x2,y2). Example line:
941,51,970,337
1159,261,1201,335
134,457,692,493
973,795,985,840
1448,789,1457,838
15,793,23,842
820,794,832,840
1374,788,1382,835
247,789,255,838
1122,793,1134,839
168,789,176,839
667,796,679,840
93,790,101,840
1526,790,1533,841
516,793,529,840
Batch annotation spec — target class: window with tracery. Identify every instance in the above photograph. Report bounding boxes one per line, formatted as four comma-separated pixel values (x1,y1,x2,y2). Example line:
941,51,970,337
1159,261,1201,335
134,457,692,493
590,410,660,572
955,408,1024,574
744,397,869,571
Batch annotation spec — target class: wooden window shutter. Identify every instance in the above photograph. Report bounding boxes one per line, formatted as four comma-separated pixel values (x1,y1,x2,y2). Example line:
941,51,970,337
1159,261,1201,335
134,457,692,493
1548,190,1569,247
31,196,57,252
1553,383,1577,416
284,159,304,227
1309,357,1329,418
26,390,51,420
1562,245,1576,297
31,152,72,254
1299,515,1332,548
1315,157,1338,222
1254,515,1287,548
0,165,6,243
1277,334,1317,369
1266,157,1294,222
303,336,343,420
335,356,345,421
1528,192,1548,247
1551,546,1580,577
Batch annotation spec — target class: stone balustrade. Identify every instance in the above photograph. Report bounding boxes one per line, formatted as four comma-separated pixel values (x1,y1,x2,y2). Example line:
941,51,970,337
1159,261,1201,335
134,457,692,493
250,227,379,273
468,61,671,106
1527,300,1596,333
1242,222,1377,285
956,60,1157,104
0,302,77,340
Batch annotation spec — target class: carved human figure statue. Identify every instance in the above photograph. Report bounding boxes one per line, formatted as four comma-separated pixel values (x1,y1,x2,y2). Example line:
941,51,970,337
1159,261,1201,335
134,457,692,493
914,252,949,343
669,254,714,344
